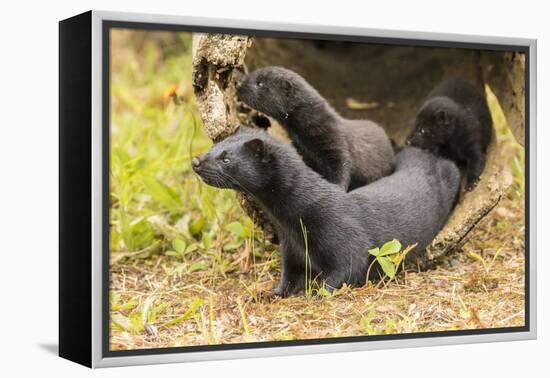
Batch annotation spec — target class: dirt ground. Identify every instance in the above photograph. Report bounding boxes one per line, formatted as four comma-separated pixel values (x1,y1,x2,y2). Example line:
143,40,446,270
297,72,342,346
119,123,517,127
110,195,524,350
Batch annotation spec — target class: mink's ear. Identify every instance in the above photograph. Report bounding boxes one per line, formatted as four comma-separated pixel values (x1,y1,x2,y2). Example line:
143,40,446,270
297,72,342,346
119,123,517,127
281,78,294,96
233,125,252,136
435,109,449,125
244,138,271,162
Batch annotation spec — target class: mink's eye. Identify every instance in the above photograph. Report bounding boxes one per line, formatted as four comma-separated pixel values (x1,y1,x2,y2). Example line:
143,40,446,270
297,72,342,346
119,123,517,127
420,128,425,135
256,81,264,88
218,152,230,164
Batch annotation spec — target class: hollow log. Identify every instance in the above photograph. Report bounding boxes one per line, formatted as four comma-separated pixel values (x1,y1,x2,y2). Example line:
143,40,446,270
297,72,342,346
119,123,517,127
192,34,523,264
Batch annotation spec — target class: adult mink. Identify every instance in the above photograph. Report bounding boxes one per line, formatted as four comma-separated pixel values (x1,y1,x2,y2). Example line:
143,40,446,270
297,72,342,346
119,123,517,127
236,66,395,190
406,78,493,190
192,127,460,297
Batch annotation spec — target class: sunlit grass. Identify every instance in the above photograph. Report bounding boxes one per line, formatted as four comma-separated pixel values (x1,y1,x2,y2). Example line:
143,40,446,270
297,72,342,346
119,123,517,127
486,85,525,199
109,32,261,262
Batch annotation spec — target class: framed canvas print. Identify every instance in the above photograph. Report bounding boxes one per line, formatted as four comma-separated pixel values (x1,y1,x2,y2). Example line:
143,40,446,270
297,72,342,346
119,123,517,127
59,10,537,368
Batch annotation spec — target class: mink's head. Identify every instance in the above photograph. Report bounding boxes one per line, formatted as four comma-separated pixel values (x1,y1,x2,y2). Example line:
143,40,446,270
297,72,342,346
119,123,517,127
406,97,460,150
236,66,312,121
192,127,275,193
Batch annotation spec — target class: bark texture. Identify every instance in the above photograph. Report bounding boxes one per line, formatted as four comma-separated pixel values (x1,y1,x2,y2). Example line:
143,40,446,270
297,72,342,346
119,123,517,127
192,35,524,263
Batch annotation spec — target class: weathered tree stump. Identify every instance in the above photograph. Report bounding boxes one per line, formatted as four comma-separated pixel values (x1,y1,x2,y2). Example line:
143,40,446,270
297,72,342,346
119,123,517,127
192,34,524,264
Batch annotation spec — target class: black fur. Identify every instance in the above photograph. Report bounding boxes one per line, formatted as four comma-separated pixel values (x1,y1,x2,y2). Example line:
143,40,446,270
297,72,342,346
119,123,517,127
192,127,460,297
236,66,395,190
406,78,493,190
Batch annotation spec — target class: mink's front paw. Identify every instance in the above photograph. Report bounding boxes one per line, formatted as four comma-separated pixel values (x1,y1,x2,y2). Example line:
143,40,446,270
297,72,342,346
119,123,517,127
270,283,289,298
271,284,303,298
465,177,480,191
271,286,287,298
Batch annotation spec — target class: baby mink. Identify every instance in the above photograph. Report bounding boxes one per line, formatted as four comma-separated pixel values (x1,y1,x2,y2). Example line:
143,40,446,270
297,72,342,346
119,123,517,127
192,127,460,297
236,66,394,191
406,78,493,190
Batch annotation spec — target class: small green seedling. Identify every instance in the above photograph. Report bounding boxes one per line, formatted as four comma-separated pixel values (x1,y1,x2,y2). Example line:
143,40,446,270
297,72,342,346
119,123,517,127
165,238,198,258
366,239,417,284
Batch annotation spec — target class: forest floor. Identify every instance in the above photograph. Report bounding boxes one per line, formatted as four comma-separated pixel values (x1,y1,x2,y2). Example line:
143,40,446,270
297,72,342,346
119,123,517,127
109,194,525,350
108,30,525,351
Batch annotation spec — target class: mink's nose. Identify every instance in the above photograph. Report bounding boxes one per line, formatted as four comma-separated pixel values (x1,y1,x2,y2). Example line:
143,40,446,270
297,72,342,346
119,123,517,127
234,70,245,89
192,157,201,169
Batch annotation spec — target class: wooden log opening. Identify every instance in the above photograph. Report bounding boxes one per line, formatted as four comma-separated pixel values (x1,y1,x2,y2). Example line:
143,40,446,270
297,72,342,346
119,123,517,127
192,34,524,265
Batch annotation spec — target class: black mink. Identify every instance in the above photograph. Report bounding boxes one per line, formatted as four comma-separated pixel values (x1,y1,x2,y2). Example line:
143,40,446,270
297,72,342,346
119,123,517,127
236,66,395,190
406,78,493,190
192,127,460,297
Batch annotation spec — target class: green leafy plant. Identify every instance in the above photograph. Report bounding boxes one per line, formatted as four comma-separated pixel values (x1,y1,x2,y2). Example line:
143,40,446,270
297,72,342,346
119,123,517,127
223,219,256,251
142,176,182,209
122,218,155,251
366,239,417,283
165,238,198,259
359,308,379,335
163,297,204,327
226,221,245,238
